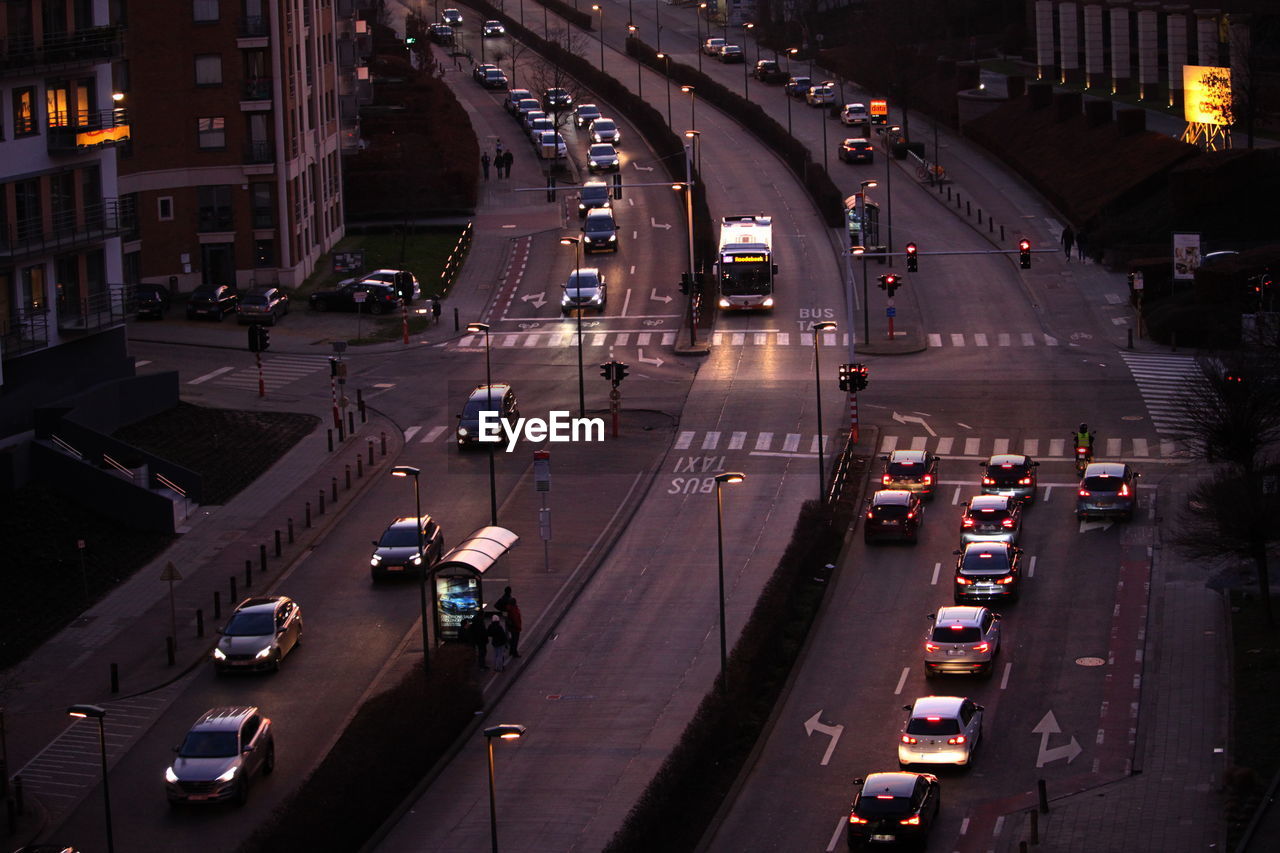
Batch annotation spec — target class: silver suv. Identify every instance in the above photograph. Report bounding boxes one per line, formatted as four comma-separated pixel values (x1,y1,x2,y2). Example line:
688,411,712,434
959,494,1022,545
924,606,1001,677
165,707,274,806
212,596,303,673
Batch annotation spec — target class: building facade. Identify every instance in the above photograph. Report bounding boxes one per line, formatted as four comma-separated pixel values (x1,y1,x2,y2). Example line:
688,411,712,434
119,0,345,293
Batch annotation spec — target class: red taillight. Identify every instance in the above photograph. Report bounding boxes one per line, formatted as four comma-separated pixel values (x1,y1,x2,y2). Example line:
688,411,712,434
849,814,868,824
947,735,967,745
1119,484,1131,497
882,474,891,485
924,642,939,652
906,511,916,519
996,575,1015,584
900,815,921,826
923,474,933,485
1076,446,1089,456
925,716,941,721
982,476,994,485
901,734,918,744
1002,517,1014,528
962,517,975,528
955,576,972,585
1019,477,1032,485
1078,488,1091,497
866,511,874,520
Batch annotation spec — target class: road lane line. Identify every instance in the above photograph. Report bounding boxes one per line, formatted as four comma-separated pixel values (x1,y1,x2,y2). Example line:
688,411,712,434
964,437,980,456
931,562,941,585
755,432,773,450
928,333,942,347
420,426,447,443
188,366,234,384
621,288,632,316
403,426,421,442
675,431,694,450
1027,555,1037,578
826,815,846,852
702,432,721,450
894,666,910,695
1000,662,1012,689
729,431,746,450
960,817,970,834
952,485,962,504
782,434,800,452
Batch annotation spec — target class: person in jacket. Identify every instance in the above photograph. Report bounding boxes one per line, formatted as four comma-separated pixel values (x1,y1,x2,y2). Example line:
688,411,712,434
487,613,510,672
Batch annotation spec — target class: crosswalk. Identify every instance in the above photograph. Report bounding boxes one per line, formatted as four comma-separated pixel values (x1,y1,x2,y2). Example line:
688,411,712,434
188,354,334,392
450,330,1067,349
401,424,1188,460
1120,352,1205,435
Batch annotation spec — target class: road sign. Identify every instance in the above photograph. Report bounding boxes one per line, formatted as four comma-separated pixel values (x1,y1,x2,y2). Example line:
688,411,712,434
533,449,551,491
886,305,896,317
159,561,182,582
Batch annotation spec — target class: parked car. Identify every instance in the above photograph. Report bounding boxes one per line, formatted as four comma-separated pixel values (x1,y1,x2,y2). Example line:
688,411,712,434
898,695,984,768
514,98,542,120
784,75,812,98
578,180,611,217
589,117,621,145
186,284,239,321
457,384,520,449
702,37,726,56
527,116,555,142
308,281,402,314
562,267,607,313
472,63,498,84
924,605,1001,678
574,103,602,127
370,515,445,579
481,68,508,90
841,102,870,126
165,706,274,806
212,596,303,673
839,138,875,164
521,109,547,134
582,207,619,253
1076,461,1140,520
427,23,454,45
505,89,533,114
339,268,421,303
135,283,171,319
754,59,785,83
847,772,941,848
482,20,505,37
236,287,290,325
864,489,924,544
719,44,744,63
805,82,836,106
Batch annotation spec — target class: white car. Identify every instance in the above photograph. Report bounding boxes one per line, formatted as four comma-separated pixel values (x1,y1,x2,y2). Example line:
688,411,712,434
702,37,726,55
562,268,607,312
898,695,983,767
527,116,555,142
338,268,420,301
806,83,837,106
840,102,870,126
589,118,621,145
537,131,567,160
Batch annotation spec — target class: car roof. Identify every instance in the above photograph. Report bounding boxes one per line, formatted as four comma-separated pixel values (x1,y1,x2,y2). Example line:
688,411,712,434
843,138,872,145
987,453,1031,467
232,596,288,615
889,449,930,464
909,695,966,717
1083,462,1129,478
585,207,615,219
569,267,602,279
387,515,429,529
934,605,989,626
968,494,1012,510
861,772,923,796
468,384,511,400
192,706,258,731
962,541,1011,556
871,489,915,506
591,117,615,125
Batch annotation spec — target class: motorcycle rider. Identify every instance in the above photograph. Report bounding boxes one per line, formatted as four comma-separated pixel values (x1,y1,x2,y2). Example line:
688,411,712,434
1074,423,1095,461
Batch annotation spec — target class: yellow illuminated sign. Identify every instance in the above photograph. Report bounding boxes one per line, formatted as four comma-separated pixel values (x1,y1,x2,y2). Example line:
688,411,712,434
1183,66,1232,126
729,254,767,263
870,99,888,116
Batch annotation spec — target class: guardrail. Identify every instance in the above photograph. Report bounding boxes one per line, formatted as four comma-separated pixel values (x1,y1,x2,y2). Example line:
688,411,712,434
50,434,83,461
825,432,858,506
438,221,473,296
154,472,187,498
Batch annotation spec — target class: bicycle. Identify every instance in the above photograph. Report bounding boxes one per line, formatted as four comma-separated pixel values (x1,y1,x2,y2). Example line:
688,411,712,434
916,161,947,183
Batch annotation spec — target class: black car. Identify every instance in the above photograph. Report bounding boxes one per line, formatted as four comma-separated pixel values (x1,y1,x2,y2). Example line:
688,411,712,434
542,87,573,112
370,516,444,579
309,282,402,314
840,138,875,164
864,490,924,544
953,541,1023,604
754,59,785,83
847,772,941,848
135,283,171,319
186,284,239,321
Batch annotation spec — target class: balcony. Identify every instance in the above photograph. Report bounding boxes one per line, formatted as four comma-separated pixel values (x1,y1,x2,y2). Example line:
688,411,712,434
1,309,50,358
242,77,273,100
57,285,130,334
0,198,136,262
47,108,131,154
0,26,123,79
244,140,275,164
239,16,269,37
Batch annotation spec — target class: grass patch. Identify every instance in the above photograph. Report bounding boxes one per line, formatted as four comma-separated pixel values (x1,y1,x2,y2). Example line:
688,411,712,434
1226,592,1280,847
297,228,466,300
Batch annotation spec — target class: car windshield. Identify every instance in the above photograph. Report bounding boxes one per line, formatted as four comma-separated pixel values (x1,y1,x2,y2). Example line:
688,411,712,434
906,717,961,735
241,294,269,306
593,120,616,131
567,273,600,290
379,525,421,547
988,463,1029,480
582,188,608,202
961,551,1011,573
462,395,502,419
585,214,613,230
179,730,239,758
970,508,1010,524
854,795,911,818
589,145,615,158
932,625,981,642
1084,475,1124,490
224,611,274,636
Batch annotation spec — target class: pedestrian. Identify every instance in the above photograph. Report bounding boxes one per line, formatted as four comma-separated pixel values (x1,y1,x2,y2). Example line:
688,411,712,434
501,149,514,178
1061,226,1075,262
430,296,441,325
481,151,491,180
494,585,514,613
505,598,523,657
1076,229,1088,262
487,613,510,672
468,614,489,670
495,139,504,161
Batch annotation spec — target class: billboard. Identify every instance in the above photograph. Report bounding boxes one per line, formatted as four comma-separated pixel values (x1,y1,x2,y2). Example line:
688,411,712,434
1182,65,1232,126
1172,232,1202,281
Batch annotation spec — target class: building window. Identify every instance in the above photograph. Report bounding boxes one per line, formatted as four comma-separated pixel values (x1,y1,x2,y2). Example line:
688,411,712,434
13,87,37,136
197,116,226,149
254,239,275,267
251,183,274,227
195,55,223,86
196,185,233,232
158,196,174,221
193,0,219,22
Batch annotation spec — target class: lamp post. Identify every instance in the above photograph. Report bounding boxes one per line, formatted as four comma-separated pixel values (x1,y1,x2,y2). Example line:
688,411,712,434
713,472,745,693
742,22,753,98
811,321,837,504
68,704,113,853
785,48,798,135
696,3,706,72
855,179,877,345
559,238,586,417
657,52,672,128
885,124,900,265
466,323,499,524
676,136,698,347
483,724,527,853
654,0,662,51
680,84,696,132
685,126,701,178
627,25,642,96
391,465,430,675
592,4,605,71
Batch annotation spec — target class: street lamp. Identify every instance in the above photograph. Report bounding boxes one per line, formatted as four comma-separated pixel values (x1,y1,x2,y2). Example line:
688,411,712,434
654,0,662,51
785,48,798,136
713,472,745,693
885,124,900,264
559,238,586,418
696,3,707,72
675,136,698,347
592,4,604,71
680,85,696,132
656,52,672,128
627,24,642,97
811,321,837,504
483,724,527,853
467,322,499,525
685,126,702,178
855,179,877,346
68,704,113,853
742,22,754,98
391,465,430,675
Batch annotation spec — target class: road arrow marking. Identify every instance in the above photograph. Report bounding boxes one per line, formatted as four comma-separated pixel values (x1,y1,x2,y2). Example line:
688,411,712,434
637,349,663,367
650,218,672,230
520,291,546,309
891,411,936,436
805,711,845,766
1078,519,1115,533
649,288,672,304
633,162,654,172
1033,710,1082,767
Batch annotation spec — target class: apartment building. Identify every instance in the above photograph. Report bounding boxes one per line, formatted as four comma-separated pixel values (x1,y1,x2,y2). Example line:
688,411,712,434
119,0,345,293
0,0,134,440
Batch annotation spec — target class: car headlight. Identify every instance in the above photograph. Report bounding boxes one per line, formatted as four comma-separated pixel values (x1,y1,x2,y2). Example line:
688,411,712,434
561,295,571,305
412,554,423,566
457,427,469,437
166,766,179,783
590,294,602,303
719,298,731,308
370,554,382,565
607,235,616,242
215,767,238,783
762,297,775,307
213,647,227,660
255,646,273,660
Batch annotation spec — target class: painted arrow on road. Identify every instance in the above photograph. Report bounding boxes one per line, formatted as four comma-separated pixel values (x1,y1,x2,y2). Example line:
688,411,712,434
637,349,663,367
891,411,936,437
1078,519,1115,533
1033,710,1082,767
804,710,844,766
650,218,672,230
649,288,672,304
632,162,654,172
520,291,546,309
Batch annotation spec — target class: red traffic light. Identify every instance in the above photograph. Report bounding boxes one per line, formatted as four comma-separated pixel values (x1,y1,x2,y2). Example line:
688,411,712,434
905,243,917,255
884,274,898,286
1019,239,1031,251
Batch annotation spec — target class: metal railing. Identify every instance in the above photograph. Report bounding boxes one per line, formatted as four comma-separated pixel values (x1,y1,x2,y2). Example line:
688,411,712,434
154,472,187,498
0,26,123,76
239,16,269,37
0,198,136,260
825,432,858,506
245,140,275,163
242,77,273,100
57,285,130,333
47,107,130,153
49,434,83,461
1,309,50,358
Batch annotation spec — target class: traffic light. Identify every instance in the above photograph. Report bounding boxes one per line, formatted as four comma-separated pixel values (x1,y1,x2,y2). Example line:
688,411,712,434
248,324,270,352
878,274,900,296
601,362,615,382
852,363,869,391
838,363,853,392
1019,239,1032,269
613,173,623,200
905,243,918,273
600,361,629,386
679,273,692,295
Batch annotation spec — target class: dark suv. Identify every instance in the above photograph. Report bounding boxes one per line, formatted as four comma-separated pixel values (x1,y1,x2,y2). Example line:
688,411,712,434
309,282,402,314
186,284,239,321
165,706,274,806
864,490,924,544
847,772,941,848
542,87,573,111
371,516,444,579
880,449,939,499
980,454,1039,503
953,542,1023,604
754,59,785,83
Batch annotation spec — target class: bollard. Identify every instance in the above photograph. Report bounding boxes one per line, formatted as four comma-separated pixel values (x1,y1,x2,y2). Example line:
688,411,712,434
1128,328,1134,349
14,776,23,816
1030,807,1040,843
947,186,952,201
368,439,375,466
245,562,252,588
1038,778,1049,812
110,662,120,694
345,465,352,490
957,192,962,208
357,456,364,478
453,306,460,331
230,575,237,603
358,389,367,423
331,477,338,502
214,590,222,619
305,502,312,528
978,209,983,224
381,431,387,456
288,517,295,544
966,200,972,217
319,488,326,514
327,428,334,452
197,609,205,638
166,635,176,666
989,217,994,233
348,410,355,435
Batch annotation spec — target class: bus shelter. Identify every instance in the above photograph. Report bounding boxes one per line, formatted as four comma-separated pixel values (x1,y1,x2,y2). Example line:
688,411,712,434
431,526,519,641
